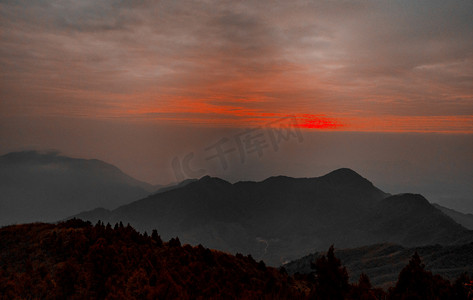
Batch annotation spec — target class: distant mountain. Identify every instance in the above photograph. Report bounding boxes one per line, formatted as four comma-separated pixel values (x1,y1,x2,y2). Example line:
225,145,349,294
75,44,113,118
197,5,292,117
284,242,473,288
433,203,473,230
68,179,198,224
73,168,473,265
0,151,156,225
358,194,472,246
151,178,197,195
0,221,306,299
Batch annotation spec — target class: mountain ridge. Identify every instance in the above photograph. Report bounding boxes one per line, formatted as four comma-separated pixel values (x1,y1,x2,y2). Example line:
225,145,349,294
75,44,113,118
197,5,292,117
0,151,157,225
72,168,473,265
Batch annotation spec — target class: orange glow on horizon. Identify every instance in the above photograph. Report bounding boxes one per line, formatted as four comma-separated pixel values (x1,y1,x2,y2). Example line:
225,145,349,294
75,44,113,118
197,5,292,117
14,87,470,134
294,114,344,129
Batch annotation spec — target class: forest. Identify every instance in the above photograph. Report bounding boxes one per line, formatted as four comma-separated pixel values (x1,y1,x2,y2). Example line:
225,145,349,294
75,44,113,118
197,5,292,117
0,219,472,299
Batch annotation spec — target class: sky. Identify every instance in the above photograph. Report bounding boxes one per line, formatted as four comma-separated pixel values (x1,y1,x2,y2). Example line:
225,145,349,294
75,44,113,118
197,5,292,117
0,1,472,211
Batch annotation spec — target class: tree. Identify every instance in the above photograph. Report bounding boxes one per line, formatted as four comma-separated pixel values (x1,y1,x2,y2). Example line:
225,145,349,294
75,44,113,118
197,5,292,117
54,259,78,298
151,229,163,246
389,252,436,300
348,273,379,300
168,237,181,247
452,272,472,300
310,245,349,300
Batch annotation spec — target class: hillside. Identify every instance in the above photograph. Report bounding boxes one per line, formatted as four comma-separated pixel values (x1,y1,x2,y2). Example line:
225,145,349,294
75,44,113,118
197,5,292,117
358,194,472,246
72,168,473,266
433,203,473,230
0,220,307,299
284,242,473,289
2,221,471,299
0,151,156,225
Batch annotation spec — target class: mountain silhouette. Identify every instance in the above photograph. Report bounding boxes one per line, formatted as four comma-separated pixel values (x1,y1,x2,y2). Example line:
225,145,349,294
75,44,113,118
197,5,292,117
72,168,473,265
0,151,157,225
358,194,472,245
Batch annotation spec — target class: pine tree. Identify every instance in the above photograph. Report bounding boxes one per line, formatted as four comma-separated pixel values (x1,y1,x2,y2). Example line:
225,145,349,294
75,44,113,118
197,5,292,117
151,229,163,246
389,252,435,300
348,273,379,300
311,245,349,300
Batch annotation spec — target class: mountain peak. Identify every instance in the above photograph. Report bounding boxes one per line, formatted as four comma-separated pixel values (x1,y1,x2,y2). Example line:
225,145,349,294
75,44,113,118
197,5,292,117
197,175,231,185
327,168,361,176
321,168,369,184
262,175,293,183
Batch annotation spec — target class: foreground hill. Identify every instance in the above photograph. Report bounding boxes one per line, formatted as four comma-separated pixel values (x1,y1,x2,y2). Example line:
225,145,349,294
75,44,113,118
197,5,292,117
0,220,306,299
72,168,473,265
1,221,471,299
0,151,156,225
285,242,473,288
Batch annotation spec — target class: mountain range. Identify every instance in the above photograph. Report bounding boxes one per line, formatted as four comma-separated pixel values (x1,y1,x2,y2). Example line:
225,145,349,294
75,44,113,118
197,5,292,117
0,151,157,225
2,150,471,268
72,168,473,266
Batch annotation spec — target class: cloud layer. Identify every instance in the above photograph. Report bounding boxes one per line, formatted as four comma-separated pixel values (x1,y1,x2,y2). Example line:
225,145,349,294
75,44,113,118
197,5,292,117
1,0,472,132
